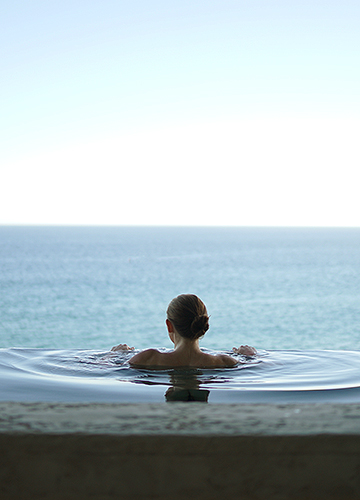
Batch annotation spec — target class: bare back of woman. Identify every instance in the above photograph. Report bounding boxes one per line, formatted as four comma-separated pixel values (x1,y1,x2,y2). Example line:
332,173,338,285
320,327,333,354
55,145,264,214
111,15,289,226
111,294,256,368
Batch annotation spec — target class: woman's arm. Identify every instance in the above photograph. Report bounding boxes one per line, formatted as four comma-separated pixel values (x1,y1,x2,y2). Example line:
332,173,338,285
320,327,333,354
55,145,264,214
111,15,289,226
111,343,134,352
110,344,160,367
232,345,257,356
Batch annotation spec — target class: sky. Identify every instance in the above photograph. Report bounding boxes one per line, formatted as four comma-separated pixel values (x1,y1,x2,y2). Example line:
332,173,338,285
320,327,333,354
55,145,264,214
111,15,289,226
1,0,359,226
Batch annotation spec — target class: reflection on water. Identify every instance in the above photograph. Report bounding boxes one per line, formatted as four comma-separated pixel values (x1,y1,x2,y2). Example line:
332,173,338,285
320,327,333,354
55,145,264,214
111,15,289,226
1,348,360,404
165,371,210,402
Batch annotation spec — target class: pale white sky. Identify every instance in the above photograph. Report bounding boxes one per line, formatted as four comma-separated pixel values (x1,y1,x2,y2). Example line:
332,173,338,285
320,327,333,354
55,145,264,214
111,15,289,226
1,0,359,226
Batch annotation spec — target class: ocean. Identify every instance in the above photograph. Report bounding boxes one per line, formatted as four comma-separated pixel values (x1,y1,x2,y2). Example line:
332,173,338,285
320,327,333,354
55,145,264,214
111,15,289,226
1,225,359,351
1,225,360,403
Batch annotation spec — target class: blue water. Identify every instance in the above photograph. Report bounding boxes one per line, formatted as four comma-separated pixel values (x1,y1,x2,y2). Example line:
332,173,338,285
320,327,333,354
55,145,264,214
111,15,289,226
1,347,360,403
1,225,360,350
1,226,360,403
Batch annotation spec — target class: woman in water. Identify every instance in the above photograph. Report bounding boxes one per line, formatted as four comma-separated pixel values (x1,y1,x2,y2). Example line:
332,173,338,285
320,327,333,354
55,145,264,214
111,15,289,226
111,294,256,368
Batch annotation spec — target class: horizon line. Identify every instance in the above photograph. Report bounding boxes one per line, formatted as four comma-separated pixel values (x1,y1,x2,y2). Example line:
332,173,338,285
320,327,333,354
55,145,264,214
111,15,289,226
1,223,360,229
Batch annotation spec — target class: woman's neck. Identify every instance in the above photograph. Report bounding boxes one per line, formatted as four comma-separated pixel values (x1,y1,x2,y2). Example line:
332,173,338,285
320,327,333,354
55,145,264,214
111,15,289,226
172,332,201,352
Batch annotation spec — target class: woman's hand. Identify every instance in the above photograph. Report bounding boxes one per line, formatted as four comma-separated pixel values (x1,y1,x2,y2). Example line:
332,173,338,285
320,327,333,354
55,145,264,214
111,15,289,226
111,343,135,352
232,345,257,356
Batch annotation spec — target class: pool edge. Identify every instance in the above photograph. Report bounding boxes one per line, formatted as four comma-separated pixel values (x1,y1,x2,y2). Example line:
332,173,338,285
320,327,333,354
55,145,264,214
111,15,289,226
1,402,360,499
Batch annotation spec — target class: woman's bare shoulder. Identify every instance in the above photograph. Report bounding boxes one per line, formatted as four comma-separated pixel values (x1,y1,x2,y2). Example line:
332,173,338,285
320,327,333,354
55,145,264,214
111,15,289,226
198,352,237,368
214,353,238,367
129,348,161,366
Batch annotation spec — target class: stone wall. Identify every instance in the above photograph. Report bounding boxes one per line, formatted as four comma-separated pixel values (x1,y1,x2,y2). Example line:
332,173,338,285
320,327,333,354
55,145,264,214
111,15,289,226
1,403,360,499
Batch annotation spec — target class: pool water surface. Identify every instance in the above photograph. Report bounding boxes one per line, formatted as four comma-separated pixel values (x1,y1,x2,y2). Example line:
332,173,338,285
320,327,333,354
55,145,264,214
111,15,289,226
1,348,360,403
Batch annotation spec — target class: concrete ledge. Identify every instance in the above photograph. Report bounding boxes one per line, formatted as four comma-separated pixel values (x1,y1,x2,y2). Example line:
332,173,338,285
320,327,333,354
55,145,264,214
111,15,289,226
1,403,360,499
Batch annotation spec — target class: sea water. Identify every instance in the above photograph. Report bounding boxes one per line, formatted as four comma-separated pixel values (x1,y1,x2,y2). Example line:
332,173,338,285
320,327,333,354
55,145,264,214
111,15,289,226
1,226,360,403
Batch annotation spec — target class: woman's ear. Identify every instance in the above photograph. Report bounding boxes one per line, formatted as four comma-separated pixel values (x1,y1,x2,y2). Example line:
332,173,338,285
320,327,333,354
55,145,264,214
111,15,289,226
166,319,175,344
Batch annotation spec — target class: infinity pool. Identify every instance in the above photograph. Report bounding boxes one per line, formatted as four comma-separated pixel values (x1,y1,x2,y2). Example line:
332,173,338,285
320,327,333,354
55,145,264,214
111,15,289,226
1,348,360,403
